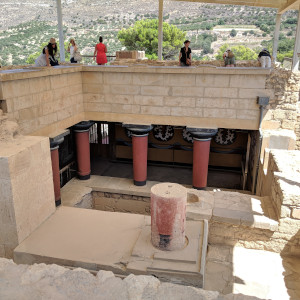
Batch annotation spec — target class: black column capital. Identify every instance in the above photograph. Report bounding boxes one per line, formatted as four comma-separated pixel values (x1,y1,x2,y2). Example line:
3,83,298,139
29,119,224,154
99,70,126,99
122,124,153,137
186,127,218,141
73,121,94,132
50,137,64,150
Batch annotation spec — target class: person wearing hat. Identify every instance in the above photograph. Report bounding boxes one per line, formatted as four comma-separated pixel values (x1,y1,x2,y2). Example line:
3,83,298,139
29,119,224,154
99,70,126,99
258,48,271,68
179,40,192,66
223,49,235,67
34,38,59,67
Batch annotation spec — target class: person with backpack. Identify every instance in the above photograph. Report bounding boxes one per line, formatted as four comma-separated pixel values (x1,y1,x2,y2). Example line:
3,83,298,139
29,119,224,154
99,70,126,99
258,48,271,68
223,49,235,67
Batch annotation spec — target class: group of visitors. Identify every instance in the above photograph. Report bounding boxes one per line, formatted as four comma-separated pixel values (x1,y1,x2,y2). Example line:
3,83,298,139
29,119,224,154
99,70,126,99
34,36,271,69
34,36,107,67
179,40,272,68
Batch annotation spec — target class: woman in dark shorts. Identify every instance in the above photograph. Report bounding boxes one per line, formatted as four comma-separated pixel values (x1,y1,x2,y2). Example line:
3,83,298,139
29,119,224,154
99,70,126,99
179,40,192,66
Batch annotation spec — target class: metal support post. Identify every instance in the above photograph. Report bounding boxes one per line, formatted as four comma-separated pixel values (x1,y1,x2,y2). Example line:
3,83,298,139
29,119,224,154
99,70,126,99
56,0,65,62
272,13,282,61
158,0,164,60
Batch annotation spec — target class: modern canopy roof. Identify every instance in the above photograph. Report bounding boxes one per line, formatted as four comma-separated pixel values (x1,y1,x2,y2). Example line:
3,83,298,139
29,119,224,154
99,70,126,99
171,0,300,14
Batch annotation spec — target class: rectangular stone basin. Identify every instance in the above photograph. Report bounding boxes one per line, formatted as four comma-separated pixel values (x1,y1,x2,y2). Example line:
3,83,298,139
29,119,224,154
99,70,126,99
14,206,208,287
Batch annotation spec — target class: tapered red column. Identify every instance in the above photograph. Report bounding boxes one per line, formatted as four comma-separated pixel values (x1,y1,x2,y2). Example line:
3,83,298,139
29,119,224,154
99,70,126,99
123,124,153,186
132,134,148,186
73,121,94,180
50,137,64,207
187,128,218,190
193,138,211,190
50,145,61,206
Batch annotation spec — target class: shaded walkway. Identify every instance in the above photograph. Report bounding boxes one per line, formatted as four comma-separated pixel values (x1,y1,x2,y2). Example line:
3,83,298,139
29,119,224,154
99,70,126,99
91,158,243,190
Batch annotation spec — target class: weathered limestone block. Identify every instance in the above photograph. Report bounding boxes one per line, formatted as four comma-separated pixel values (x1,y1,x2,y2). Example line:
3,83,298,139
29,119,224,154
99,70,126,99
0,257,263,300
0,115,55,258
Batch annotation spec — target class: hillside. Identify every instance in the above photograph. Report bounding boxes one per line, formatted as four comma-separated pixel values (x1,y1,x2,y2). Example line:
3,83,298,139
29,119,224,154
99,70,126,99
0,0,297,66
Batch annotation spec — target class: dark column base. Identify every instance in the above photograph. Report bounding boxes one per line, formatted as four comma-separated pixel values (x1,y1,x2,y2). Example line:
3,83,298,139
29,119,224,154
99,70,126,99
193,186,206,190
134,180,147,186
55,199,61,207
78,174,91,180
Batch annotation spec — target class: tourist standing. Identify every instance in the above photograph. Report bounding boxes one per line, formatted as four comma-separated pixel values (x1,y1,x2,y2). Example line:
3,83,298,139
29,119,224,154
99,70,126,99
223,49,235,67
94,36,107,65
67,38,78,63
34,38,59,67
179,40,192,66
258,48,271,68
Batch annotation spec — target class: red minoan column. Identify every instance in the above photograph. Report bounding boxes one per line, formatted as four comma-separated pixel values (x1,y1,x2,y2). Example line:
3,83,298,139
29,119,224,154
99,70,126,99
187,128,218,190
50,138,64,207
123,124,153,186
193,138,211,189
151,183,187,251
132,133,149,186
74,121,94,180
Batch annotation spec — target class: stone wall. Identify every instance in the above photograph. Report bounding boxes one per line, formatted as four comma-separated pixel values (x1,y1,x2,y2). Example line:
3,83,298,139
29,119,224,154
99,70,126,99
264,68,300,147
83,66,273,131
111,58,261,68
0,67,84,136
1,65,299,139
93,191,150,215
257,150,300,256
0,113,55,258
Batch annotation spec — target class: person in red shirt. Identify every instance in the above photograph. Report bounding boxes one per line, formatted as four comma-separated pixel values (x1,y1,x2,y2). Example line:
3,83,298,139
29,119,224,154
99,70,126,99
93,36,107,65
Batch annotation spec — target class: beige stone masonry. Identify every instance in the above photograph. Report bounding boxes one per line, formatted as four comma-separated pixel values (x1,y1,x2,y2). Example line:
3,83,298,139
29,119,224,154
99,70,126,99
0,66,84,136
1,65,299,142
60,176,296,255
256,150,300,256
0,135,55,258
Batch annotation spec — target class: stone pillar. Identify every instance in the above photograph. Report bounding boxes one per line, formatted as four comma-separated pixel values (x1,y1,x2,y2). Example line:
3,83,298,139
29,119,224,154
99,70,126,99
50,137,64,207
123,124,153,186
151,183,187,251
187,128,218,190
73,121,94,180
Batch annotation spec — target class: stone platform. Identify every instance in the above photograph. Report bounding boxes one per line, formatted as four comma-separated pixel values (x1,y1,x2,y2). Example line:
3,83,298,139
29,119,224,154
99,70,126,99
14,206,207,287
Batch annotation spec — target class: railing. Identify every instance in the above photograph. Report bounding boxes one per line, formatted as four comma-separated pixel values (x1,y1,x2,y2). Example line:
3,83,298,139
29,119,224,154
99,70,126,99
81,55,116,65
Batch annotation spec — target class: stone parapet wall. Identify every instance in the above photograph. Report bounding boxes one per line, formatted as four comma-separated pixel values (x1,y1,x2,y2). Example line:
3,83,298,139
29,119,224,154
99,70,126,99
82,66,272,130
1,65,299,137
111,58,262,68
0,67,84,136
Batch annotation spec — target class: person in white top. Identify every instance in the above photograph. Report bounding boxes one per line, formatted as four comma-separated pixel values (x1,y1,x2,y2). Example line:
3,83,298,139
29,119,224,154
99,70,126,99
67,38,78,63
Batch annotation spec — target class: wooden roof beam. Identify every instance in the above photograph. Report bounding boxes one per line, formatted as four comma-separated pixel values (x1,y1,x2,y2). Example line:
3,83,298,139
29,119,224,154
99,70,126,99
278,0,300,14
170,0,299,10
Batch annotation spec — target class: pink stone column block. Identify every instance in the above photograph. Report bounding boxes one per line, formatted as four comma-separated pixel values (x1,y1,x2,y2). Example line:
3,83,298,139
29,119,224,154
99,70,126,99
151,183,187,251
